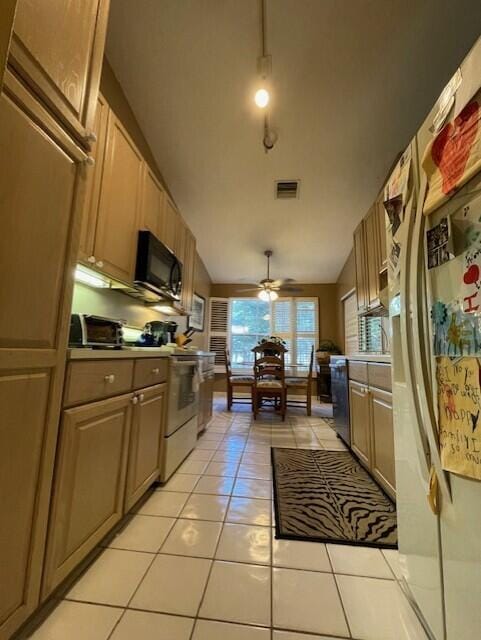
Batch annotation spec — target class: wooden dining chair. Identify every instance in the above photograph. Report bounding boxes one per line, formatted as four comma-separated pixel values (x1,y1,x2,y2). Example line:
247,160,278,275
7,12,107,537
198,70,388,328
251,342,287,421
286,345,314,415
225,348,254,410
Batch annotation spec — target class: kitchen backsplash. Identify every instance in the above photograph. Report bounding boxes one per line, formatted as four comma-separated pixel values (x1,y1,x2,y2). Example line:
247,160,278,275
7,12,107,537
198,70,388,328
71,283,188,334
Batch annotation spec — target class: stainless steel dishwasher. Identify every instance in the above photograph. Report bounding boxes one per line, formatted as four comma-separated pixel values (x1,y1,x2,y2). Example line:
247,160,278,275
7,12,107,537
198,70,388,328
329,356,350,446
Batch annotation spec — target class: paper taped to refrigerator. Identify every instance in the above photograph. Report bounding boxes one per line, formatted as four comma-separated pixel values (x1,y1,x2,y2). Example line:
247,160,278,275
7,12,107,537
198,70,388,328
423,91,481,215
431,301,481,356
437,357,481,480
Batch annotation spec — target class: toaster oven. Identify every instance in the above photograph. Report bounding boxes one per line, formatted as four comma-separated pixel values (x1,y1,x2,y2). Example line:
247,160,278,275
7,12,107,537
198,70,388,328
69,314,124,348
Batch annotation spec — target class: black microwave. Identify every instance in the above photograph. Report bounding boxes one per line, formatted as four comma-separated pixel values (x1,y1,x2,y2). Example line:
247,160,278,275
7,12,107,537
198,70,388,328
134,231,182,301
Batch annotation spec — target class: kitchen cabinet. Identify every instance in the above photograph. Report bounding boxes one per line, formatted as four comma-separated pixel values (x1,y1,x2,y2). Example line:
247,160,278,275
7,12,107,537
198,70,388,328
43,356,168,597
161,197,179,254
376,194,388,271
79,93,110,264
9,0,110,143
93,112,143,282
182,228,197,314
349,380,371,467
370,387,395,497
42,393,133,597
125,383,167,510
365,205,381,309
348,360,395,500
0,72,88,640
139,162,165,239
0,0,15,92
353,221,368,313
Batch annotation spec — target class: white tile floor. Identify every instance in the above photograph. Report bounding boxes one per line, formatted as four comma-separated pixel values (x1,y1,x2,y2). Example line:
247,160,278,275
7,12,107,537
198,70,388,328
28,395,428,640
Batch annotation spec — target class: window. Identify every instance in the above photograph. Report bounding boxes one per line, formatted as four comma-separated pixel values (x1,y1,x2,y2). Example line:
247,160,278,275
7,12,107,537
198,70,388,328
229,297,318,369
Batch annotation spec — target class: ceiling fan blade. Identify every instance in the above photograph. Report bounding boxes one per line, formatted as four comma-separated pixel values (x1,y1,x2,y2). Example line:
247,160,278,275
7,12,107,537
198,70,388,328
235,287,262,292
280,286,304,293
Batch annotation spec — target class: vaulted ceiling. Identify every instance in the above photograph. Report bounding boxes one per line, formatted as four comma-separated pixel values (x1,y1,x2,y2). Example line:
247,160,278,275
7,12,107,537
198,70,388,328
106,0,481,283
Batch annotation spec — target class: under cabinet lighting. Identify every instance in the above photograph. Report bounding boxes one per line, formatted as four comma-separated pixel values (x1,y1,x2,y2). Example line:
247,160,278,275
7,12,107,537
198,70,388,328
152,304,178,315
74,265,110,288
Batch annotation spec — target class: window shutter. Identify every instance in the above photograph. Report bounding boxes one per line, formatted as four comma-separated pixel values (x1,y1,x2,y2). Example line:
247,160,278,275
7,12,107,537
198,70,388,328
208,297,229,369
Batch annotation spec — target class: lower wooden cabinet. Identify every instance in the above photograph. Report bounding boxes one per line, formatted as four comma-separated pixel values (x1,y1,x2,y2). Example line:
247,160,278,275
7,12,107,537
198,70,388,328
125,383,167,511
349,379,395,500
42,393,134,597
349,380,371,467
370,387,395,496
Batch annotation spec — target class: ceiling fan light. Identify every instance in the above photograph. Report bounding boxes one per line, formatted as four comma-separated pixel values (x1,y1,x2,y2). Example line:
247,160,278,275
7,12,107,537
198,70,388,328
258,289,270,301
269,290,278,301
254,88,269,108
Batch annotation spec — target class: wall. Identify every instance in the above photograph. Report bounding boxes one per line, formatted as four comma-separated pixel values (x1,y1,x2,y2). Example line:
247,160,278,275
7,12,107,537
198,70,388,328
335,250,356,352
189,254,211,350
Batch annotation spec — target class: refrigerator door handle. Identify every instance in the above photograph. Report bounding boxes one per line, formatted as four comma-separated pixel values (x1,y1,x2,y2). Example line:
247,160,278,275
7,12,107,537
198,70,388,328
407,173,452,504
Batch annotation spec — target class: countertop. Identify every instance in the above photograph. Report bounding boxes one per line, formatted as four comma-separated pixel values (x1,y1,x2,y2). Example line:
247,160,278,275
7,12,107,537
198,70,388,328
68,347,215,360
344,354,391,364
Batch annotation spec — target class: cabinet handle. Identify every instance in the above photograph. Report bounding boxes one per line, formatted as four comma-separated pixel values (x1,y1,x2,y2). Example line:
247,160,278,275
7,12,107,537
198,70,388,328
87,255,96,264
104,374,115,383
86,130,97,143
96,260,104,268
139,393,145,402
152,368,160,374
84,156,95,167
132,396,139,405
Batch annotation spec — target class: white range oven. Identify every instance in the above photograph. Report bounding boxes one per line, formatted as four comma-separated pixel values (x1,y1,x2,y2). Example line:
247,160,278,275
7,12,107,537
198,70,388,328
161,355,199,480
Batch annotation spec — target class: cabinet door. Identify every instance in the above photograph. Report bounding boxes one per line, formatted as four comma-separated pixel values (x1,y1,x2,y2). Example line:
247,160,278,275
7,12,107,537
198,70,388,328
370,387,395,498
365,206,380,309
160,197,179,254
94,113,143,282
353,222,368,313
0,0,15,92
139,163,164,239
42,393,133,597
182,229,197,314
349,380,370,468
79,93,109,263
125,384,167,511
10,0,109,141
0,74,87,638
205,373,214,424
376,195,388,271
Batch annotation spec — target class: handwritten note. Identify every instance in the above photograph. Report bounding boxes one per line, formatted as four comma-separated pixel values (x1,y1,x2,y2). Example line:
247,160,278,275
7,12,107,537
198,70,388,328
437,357,481,480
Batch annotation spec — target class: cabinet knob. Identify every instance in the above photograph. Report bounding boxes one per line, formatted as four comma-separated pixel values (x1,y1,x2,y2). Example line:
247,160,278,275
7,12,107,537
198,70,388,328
104,374,115,383
139,393,145,402
152,368,160,374
87,255,96,264
86,130,97,143
96,260,104,268
132,396,139,405
84,156,95,167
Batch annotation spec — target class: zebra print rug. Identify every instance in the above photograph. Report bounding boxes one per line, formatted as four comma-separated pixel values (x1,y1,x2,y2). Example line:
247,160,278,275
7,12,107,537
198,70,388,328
272,448,397,548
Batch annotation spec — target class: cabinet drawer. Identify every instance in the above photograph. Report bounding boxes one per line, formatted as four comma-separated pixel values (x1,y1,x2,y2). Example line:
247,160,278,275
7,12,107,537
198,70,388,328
133,358,168,389
348,361,368,383
64,360,134,406
368,363,392,391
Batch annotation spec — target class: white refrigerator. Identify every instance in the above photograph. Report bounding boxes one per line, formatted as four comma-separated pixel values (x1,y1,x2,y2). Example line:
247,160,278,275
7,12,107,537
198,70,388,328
388,37,481,640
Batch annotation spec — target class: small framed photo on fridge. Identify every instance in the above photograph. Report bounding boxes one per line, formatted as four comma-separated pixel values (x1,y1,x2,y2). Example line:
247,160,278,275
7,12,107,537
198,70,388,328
188,293,206,332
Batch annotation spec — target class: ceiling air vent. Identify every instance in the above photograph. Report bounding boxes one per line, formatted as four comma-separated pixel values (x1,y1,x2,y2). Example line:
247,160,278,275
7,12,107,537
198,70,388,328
275,180,300,199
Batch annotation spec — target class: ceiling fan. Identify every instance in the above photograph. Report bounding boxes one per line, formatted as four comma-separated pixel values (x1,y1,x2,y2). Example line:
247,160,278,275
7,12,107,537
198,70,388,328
237,250,303,300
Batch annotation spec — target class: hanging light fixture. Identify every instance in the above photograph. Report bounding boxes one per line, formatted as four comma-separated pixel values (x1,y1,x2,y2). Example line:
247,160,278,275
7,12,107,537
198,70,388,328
258,288,278,301
255,0,277,152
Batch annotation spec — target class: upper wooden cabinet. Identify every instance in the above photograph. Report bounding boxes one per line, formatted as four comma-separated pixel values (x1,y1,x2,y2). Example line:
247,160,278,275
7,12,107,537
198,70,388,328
365,205,380,309
182,228,197,314
10,0,110,143
353,222,368,314
376,195,387,272
161,197,179,254
139,163,165,238
0,73,87,639
79,93,109,264
93,113,143,282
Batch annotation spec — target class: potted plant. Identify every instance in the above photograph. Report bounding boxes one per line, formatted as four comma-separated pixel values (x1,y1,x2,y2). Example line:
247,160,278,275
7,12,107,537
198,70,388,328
316,339,341,363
